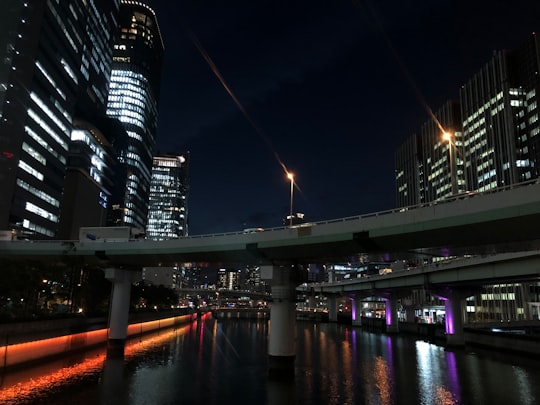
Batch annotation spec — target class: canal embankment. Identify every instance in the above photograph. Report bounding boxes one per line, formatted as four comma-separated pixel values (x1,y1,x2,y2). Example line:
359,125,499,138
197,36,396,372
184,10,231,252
0,310,199,370
364,317,540,357
1,310,539,370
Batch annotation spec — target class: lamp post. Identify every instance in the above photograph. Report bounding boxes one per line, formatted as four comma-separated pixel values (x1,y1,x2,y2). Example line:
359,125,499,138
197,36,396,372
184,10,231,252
443,132,456,195
287,172,294,226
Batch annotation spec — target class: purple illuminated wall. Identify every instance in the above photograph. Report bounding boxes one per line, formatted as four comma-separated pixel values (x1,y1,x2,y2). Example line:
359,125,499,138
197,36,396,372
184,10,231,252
384,298,392,326
444,298,454,334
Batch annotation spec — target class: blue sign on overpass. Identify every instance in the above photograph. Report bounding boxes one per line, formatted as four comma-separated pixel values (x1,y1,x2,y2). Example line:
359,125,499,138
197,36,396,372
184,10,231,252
1,180,540,266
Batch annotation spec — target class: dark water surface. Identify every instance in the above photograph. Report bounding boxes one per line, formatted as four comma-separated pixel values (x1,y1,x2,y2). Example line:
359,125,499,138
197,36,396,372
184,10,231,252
0,316,539,404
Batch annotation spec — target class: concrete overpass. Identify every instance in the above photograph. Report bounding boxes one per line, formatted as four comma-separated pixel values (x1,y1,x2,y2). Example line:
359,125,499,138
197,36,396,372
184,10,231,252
301,249,540,295
1,179,540,373
298,249,540,348
1,179,540,267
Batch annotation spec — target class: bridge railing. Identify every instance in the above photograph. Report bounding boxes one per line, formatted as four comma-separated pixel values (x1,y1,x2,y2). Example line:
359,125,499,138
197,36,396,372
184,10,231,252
186,178,540,239
3,178,539,244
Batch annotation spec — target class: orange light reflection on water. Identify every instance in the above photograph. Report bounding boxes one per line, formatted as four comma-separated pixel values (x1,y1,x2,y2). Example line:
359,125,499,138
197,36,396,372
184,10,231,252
0,352,106,403
0,314,207,403
374,356,392,405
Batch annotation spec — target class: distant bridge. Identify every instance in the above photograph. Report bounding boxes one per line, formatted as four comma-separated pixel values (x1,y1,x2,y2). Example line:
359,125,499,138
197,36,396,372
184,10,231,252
299,249,540,296
176,288,269,300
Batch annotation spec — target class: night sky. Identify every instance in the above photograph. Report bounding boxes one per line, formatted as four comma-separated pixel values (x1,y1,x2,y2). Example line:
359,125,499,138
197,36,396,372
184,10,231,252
143,0,540,235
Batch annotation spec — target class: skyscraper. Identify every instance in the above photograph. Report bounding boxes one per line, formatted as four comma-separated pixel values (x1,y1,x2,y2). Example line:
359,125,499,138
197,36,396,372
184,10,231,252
57,119,115,240
146,153,190,240
0,1,119,238
106,0,164,230
395,32,540,206
461,33,540,191
395,101,463,207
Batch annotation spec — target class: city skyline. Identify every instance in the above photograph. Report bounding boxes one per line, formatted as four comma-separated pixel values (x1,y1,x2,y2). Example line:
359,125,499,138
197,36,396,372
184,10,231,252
144,0,540,235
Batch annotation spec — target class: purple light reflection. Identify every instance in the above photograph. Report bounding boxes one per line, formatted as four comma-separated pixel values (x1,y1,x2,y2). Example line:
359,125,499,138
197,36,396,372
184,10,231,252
384,298,392,326
445,351,461,403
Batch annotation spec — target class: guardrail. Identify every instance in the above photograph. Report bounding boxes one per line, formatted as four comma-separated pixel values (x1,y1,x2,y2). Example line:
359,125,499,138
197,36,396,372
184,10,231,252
3,178,539,245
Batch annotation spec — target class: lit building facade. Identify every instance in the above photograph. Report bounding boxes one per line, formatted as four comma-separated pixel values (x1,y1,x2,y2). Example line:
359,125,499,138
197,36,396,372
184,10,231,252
146,153,190,239
394,32,540,323
395,134,422,207
57,119,115,239
461,34,540,191
217,268,240,291
420,101,464,201
106,0,164,230
395,101,463,207
0,1,119,238
396,33,540,206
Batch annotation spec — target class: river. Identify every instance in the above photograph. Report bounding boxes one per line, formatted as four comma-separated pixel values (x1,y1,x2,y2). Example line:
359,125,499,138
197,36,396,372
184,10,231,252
0,315,539,404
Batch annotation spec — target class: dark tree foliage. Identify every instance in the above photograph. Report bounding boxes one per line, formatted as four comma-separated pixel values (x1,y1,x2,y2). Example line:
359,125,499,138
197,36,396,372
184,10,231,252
0,259,111,321
131,281,179,311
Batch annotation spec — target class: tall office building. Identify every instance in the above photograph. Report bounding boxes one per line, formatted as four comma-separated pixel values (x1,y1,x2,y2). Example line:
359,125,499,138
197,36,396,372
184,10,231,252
106,0,164,230
394,33,540,322
57,119,115,239
419,101,464,202
0,1,119,238
461,34,540,191
395,32,540,206
395,134,421,208
146,153,190,239
395,101,463,207
217,268,240,291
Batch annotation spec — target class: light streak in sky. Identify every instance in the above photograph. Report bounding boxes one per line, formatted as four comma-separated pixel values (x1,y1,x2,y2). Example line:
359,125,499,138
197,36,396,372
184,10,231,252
189,31,303,195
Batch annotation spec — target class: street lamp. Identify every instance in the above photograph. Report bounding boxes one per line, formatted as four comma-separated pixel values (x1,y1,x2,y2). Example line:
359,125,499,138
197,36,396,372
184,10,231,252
442,132,456,195
287,172,294,226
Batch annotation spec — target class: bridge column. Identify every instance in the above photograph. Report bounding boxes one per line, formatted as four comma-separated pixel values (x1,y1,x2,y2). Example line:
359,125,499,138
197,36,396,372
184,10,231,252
405,307,416,323
384,296,399,333
261,265,297,378
105,268,141,357
432,287,472,347
307,295,317,311
327,294,339,322
350,297,362,326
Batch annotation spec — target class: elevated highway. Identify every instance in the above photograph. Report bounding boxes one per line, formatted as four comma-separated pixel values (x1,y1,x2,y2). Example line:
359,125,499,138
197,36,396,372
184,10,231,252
1,180,540,369
1,180,540,266
300,249,540,295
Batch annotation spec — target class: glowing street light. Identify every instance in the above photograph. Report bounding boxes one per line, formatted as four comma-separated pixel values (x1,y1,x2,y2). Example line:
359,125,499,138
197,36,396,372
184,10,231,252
442,132,456,195
287,172,294,226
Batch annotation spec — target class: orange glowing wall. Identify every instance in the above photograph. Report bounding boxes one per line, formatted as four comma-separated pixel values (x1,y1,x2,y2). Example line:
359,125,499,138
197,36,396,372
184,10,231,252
0,313,198,369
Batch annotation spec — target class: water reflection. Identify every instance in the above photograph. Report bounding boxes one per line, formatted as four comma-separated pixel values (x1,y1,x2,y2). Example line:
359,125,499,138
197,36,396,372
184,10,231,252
416,340,458,405
374,357,392,405
100,358,127,404
445,350,461,403
0,321,196,404
0,318,539,404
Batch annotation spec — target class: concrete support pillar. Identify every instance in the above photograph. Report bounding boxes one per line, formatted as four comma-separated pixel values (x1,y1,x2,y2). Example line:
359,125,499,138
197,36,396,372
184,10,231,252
432,287,470,347
384,296,399,333
352,298,364,326
405,307,416,323
307,295,317,311
105,268,141,357
443,290,466,347
350,297,359,326
327,295,338,322
261,265,297,378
